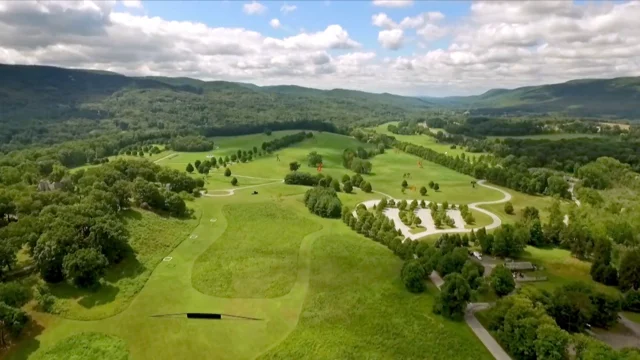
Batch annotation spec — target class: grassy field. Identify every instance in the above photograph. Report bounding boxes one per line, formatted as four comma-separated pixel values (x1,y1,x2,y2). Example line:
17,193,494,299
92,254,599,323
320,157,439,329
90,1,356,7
260,233,493,360
192,203,321,298
477,184,569,225
31,333,128,360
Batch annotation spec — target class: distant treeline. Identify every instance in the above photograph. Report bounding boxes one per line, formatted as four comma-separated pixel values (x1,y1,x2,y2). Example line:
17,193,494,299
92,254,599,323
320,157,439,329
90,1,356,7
201,120,342,137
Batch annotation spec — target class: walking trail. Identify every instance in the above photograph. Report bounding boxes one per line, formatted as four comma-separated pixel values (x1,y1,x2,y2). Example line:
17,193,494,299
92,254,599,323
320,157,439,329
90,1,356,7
357,180,512,240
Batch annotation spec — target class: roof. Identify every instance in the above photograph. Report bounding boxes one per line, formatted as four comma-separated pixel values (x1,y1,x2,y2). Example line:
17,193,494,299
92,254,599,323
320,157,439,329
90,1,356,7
505,262,535,271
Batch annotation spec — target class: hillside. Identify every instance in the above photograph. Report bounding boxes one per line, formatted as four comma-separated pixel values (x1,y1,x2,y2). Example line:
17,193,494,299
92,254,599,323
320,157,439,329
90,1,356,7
0,64,430,151
424,77,640,119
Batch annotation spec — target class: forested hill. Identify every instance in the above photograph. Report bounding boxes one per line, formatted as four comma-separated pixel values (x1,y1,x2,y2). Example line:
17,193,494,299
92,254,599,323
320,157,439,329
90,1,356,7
0,64,430,151
424,76,640,119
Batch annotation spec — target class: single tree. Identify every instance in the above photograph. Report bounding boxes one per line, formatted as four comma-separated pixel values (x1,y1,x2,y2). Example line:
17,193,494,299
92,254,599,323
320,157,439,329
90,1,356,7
434,183,440,191
401,179,408,189
307,151,323,167
186,163,194,173
224,168,231,177
428,181,435,189
401,260,426,293
491,265,516,297
343,180,353,193
420,186,427,196
0,303,29,347
433,273,471,320
62,248,109,288
619,249,640,291
361,181,372,193
194,160,202,169
231,177,238,186
289,161,300,171
331,179,341,192
341,174,350,184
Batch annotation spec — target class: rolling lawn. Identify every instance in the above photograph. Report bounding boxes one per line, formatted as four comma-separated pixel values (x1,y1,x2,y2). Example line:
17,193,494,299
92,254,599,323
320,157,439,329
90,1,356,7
372,122,477,157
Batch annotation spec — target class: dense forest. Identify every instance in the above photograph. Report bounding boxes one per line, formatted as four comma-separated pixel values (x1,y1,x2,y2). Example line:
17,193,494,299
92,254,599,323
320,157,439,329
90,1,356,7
0,65,431,153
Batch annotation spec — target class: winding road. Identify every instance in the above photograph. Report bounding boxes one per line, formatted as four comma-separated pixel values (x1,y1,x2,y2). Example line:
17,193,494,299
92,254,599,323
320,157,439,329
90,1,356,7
356,180,512,240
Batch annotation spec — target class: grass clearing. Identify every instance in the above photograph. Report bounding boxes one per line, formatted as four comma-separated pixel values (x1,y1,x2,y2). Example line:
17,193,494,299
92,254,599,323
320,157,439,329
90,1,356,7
31,332,128,360
260,233,493,360
520,246,619,295
49,207,200,320
192,202,322,298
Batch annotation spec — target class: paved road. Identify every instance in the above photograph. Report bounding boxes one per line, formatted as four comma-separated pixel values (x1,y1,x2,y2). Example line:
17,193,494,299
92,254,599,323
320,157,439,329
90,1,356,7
355,180,512,240
429,271,512,360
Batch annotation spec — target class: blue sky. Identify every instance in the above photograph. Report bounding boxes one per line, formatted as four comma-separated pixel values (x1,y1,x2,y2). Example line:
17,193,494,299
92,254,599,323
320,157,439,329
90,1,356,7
120,1,470,59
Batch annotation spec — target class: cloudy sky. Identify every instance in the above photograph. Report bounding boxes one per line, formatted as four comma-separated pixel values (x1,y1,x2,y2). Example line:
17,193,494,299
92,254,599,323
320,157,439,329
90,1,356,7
1,0,639,96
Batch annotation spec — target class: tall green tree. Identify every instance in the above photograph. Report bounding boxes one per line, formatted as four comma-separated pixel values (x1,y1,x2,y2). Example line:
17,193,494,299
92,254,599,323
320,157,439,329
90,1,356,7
433,273,471,320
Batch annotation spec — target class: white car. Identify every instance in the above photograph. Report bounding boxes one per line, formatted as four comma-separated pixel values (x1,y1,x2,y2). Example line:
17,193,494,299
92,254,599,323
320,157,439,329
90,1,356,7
473,251,482,260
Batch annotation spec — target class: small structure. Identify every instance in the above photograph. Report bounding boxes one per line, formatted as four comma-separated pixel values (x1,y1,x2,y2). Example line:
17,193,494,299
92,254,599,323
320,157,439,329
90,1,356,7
37,180,63,192
505,261,535,272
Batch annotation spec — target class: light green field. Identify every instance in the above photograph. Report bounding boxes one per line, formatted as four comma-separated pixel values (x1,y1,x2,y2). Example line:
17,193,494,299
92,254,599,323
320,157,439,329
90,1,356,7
371,122,484,158
31,332,128,360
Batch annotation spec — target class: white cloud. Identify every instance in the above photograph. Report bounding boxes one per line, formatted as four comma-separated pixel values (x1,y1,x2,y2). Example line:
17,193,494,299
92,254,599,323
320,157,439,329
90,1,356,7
269,18,281,29
371,13,397,29
1,0,639,96
378,29,404,50
372,0,413,8
121,0,142,8
243,1,266,15
280,4,296,14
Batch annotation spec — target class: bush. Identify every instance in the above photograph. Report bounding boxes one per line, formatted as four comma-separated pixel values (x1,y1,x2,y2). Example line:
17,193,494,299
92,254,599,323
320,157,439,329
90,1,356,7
419,186,427,196
624,290,640,312
231,177,238,186
35,285,55,313
224,168,231,177
504,202,514,215
304,187,342,218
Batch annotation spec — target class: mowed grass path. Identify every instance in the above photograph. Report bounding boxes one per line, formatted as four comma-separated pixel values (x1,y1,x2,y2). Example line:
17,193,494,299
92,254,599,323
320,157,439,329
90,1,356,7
261,233,493,360
192,203,321,298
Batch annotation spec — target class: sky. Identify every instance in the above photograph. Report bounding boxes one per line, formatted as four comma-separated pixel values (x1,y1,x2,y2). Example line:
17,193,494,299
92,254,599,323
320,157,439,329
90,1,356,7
0,0,639,96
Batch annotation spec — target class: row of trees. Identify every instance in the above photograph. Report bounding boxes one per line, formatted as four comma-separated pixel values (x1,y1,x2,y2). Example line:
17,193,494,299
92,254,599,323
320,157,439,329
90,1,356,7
262,131,312,153
395,141,570,198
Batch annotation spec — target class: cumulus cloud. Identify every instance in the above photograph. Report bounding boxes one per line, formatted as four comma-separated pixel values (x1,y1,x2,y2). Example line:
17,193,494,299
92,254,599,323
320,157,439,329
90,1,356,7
280,4,296,14
269,18,281,29
378,29,404,50
243,1,266,15
0,0,639,96
372,0,413,8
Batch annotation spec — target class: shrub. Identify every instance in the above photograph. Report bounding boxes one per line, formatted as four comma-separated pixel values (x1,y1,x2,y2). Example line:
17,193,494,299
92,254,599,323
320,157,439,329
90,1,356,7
284,172,318,186
224,168,231,177
361,181,372,193
0,282,31,308
504,202,514,215
231,177,238,186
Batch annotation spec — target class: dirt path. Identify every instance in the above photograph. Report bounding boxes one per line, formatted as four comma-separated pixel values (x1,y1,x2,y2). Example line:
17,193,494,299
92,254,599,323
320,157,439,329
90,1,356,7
202,180,284,197
355,180,512,240
429,271,512,360
153,153,178,163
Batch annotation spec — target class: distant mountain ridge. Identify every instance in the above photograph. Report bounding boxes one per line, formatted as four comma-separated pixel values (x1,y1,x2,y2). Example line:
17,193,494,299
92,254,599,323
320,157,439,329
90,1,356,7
423,77,640,119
